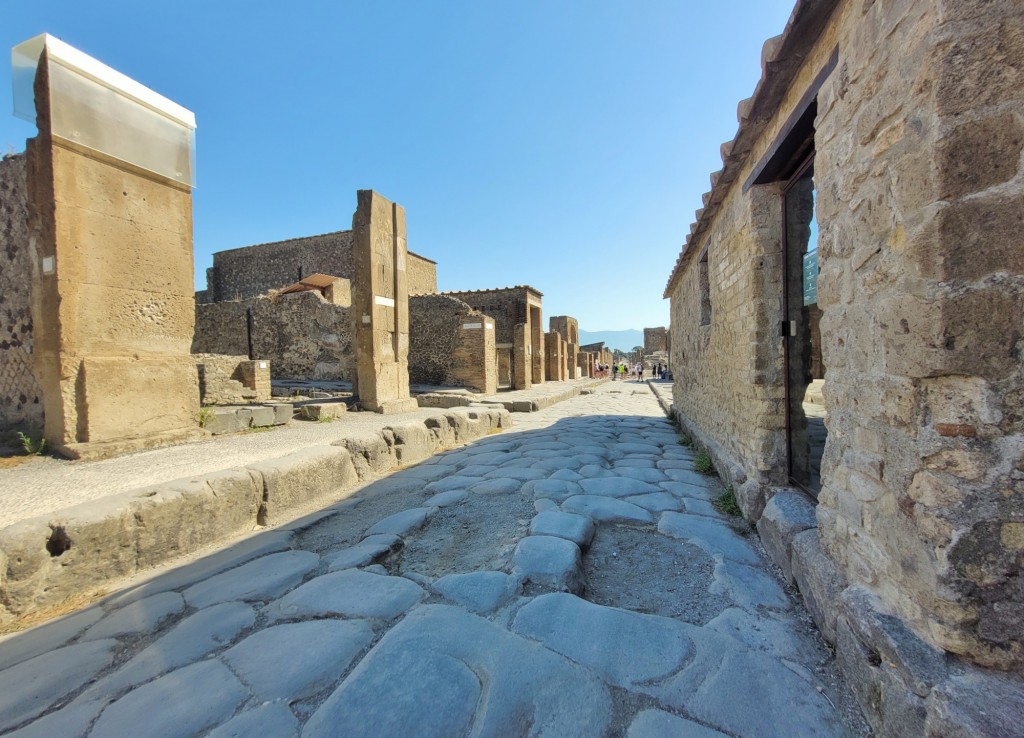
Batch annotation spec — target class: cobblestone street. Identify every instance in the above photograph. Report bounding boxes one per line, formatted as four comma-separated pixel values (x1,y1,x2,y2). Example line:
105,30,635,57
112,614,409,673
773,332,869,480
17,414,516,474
0,382,866,737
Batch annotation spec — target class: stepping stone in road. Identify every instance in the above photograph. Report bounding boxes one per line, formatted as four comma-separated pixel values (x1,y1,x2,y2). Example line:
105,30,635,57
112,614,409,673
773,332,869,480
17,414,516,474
530,511,596,548
578,477,663,498
303,605,611,738
222,620,374,701
562,495,654,524
512,536,585,594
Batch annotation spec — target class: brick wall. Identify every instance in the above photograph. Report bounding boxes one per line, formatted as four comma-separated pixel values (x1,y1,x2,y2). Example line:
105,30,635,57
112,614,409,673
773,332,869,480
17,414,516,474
409,294,495,392
643,326,668,353
0,154,43,432
193,353,271,405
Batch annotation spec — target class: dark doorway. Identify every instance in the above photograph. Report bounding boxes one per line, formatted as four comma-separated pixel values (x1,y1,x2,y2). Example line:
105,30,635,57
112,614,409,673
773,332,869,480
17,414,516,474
783,156,825,497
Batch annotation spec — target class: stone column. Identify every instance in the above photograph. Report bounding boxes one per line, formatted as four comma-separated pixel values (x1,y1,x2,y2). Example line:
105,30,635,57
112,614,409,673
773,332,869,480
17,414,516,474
351,190,418,413
25,39,201,459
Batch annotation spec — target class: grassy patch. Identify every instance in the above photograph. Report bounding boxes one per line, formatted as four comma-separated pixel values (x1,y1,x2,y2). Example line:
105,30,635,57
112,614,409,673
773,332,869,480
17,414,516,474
243,425,273,434
197,406,215,428
713,487,743,517
694,449,715,475
16,430,46,455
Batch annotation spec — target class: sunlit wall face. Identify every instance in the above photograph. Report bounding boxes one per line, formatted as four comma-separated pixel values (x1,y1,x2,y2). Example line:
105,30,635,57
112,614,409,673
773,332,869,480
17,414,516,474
11,33,196,187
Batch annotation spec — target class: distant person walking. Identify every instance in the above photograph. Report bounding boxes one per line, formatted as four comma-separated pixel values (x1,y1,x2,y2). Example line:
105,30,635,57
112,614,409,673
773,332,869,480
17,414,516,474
638,363,644,382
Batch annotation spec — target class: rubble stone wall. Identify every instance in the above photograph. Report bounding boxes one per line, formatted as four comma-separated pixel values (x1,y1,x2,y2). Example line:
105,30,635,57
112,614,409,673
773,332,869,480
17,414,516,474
0,154,43,432
643,326,668,353
668,0,1024,697
193,353,271,405
194,292,352,381
443,288,530,345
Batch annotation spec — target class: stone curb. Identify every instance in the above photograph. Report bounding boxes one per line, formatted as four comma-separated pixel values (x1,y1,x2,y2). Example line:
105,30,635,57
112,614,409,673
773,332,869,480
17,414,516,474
0,406,512,622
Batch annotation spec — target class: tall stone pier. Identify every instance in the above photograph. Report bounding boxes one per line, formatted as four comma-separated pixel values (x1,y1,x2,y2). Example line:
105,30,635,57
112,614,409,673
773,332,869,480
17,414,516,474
351,190,418,413
20,35,201,458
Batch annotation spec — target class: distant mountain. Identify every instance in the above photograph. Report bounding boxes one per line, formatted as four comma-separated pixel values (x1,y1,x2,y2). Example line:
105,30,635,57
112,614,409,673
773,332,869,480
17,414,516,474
578,329,644,353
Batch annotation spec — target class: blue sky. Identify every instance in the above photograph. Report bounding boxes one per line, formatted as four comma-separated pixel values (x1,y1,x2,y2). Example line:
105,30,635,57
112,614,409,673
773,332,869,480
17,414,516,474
1,1,795,332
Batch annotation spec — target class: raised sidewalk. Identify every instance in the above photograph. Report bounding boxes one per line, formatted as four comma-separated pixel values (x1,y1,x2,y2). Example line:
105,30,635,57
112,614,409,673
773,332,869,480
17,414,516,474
0,379,603,623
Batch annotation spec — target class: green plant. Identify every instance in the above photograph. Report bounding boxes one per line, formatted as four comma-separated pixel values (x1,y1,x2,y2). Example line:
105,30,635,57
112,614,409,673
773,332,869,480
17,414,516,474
678,433,693,448
16,431,46,456
694,448,715,474
713,487,742,517
197,406,214,428
317,415,336,423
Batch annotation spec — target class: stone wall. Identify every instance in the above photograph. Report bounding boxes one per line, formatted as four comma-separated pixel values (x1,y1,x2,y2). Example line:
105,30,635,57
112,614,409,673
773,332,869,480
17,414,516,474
443,287,531,344
644,326,668,353
194,291,352,381
0,154,43,432
665,0,1024,733
200,230,437,303
410,294,495,392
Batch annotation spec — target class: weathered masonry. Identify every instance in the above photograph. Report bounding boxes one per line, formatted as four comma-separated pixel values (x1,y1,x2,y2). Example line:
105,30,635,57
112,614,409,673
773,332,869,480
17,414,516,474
549,315,581,380
16,35,202,458
197,230,437,303
409,294,496,393
643,326,668,353
442,286,545,390
664,1,1024,734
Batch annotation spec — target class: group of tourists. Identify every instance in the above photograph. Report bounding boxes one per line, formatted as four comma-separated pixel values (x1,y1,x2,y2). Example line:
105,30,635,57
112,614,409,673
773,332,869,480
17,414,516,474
594,361,667,381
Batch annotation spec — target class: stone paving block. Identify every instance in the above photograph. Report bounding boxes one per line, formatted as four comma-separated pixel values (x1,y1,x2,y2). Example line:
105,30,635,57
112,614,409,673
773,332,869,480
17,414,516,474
705,608,812,663
658,512,761,565
512,593,693,689
80,602,256,702
531,456,584,472
424,489,468,507
625,492,684,513
183,551,319,608
645,630,841,738
710,559,790,612
756,490,818,583
660,480,716,501
326,534,402,572
0,605,103,671
626,709,730,738
392,464,450,482
364,507,435,538
266,569,424,621
303,605,611,738
578,463,616,478
530,511,596,547
613,467,669,483
223,619,374,701
562,495,654,524
207,701,299,738
0,638,119,732
512,535,585,594
614,458,657,468
615,442,662,455
90,660,249,738
468,477,521,495
456,463,502,477
524,478,582,502
681,497,721,517
579,477,663,498
925,666,1024,738
462,450,514,466
657,459,697,470
432,571,518,614
550,468,584,481
82,591,184,642
299,402,347,421
424,475,485,493
483,467,548,481
535,499,560,513
664,467,713,486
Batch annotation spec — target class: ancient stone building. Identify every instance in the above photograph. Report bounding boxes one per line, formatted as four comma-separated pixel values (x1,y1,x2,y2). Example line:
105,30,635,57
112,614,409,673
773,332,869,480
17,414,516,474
643,326,668,353
549,316,581,380
409,294,496,393
0,154,42,433
580,341,612,369
664,1,1024,733
442,286,545,390
196,230,437,303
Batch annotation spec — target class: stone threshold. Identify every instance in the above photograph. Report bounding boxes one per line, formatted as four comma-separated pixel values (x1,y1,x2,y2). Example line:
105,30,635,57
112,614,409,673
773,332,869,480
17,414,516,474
0,405,512,625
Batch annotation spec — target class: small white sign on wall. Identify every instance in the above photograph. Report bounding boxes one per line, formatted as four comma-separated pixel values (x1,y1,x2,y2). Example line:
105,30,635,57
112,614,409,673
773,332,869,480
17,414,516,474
41,256,54,274
462,322,482,330
362,314,371,324
374,295,395,308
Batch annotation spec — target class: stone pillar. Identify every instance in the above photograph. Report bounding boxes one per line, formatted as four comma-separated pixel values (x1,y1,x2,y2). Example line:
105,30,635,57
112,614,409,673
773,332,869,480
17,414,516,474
529,304,544,384
545,332,563,382
513,323,531,390
24,38,201,459
351,190,418,413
